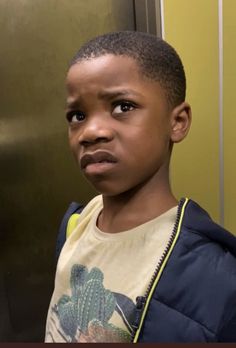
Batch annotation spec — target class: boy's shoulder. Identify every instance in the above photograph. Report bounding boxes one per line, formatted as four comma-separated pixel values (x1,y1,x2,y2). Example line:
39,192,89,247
180,198,236,264
171,199,236,320
149,199,236,341
55,195,103,261
162,198,236,309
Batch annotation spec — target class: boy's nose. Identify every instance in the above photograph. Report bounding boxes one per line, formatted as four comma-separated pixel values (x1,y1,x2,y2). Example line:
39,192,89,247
78,120,114,146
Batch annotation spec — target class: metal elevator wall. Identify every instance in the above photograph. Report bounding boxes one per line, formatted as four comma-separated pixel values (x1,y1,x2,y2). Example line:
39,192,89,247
0,0,135,341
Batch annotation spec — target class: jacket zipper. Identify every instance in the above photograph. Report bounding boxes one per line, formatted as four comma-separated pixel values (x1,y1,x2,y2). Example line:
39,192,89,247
131,197,189,343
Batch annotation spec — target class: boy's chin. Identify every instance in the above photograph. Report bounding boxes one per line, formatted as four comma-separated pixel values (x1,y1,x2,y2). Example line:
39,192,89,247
94,187,125,197
85,174,149,198
87,180,128,197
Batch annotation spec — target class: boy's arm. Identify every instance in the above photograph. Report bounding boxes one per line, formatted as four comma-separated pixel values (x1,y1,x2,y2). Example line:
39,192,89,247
218,300,236,342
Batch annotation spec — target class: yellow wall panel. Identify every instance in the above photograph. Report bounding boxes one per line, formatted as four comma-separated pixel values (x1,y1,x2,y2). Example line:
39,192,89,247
163,0,220,222
223,0,236,233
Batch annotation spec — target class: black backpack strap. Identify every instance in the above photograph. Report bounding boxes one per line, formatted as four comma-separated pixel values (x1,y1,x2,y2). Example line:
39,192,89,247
55,202,83,262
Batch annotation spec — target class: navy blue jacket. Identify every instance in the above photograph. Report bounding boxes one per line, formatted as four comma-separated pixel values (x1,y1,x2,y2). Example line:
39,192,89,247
134,198,236,342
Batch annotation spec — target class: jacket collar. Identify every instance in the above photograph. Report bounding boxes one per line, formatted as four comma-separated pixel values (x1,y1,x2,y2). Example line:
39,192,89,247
181,199,236,256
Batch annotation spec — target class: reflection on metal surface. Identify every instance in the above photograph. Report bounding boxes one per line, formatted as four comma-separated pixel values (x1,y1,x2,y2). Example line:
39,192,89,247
0,0,134,341
134,0,162,36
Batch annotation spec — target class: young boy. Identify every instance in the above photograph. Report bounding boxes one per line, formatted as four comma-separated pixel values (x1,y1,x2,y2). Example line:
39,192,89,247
45,31,236,343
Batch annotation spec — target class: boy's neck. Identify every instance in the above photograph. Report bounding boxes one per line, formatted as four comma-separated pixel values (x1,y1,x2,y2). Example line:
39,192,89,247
97,178,178,233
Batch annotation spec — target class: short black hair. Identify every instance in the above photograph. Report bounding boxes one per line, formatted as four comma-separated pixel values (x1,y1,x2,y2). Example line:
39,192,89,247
70,31,186,107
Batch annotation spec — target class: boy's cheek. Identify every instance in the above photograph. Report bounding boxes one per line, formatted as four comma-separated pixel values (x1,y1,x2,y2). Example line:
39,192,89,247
68,138,80,163
68,130,78,147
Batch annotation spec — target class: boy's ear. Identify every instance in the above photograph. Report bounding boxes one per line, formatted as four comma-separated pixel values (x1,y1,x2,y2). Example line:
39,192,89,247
170,102,192,143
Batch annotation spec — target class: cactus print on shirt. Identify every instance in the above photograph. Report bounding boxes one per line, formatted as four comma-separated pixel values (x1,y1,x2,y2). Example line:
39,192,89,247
47,264,135,342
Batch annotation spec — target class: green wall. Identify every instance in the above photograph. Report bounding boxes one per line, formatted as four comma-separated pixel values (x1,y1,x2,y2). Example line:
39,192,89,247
163,0,236,233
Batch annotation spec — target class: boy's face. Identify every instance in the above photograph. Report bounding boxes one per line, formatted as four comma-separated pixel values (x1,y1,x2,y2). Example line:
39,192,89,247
66,54,177,196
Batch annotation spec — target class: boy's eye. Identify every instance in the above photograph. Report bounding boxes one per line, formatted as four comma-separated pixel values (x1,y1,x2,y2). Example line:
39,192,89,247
67,111,85,123
112,101,135,114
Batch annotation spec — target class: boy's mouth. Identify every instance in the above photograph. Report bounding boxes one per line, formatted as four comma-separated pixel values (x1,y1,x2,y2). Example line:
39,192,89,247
80,151,118,171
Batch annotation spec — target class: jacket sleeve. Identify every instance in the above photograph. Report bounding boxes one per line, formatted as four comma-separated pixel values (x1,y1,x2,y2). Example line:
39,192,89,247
218,311,236,342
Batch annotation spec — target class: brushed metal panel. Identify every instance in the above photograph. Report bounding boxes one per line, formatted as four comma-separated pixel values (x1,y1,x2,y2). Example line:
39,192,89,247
0,0,134,341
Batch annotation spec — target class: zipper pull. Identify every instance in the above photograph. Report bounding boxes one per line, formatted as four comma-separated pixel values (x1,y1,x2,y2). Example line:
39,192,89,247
136,296,145,310
132,296,146,330
131,296,146,342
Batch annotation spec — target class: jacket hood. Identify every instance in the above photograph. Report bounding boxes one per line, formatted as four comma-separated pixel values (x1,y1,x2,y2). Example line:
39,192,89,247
182,199,236,257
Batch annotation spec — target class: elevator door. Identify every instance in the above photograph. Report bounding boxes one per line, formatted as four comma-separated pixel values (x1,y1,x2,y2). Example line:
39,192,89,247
0,0,135,341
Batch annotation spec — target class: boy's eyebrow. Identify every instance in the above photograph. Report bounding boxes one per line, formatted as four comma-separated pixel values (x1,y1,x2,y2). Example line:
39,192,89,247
65,89,143,109
97,89,143,100
65,99,81,109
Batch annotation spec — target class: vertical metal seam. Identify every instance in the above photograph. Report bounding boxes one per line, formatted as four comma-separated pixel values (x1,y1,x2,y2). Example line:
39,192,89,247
160,0,165,39
133,0,137,31
154,0,161,37
218,0,224,226
145,0,149,33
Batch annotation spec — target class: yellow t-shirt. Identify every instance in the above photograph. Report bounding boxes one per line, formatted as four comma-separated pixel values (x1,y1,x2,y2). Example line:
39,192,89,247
45,195,177,343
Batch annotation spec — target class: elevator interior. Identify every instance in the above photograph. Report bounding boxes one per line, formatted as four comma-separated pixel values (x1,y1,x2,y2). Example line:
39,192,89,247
0,0,160,341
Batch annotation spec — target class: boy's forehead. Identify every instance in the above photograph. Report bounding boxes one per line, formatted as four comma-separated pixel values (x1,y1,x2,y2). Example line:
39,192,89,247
67,56,136,96
66,54,168,107
66,54,164,97
67,54,142,81
73,53,137,67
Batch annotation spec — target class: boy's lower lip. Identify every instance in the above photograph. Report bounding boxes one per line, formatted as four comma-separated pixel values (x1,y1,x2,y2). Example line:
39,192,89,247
83,161,117,175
